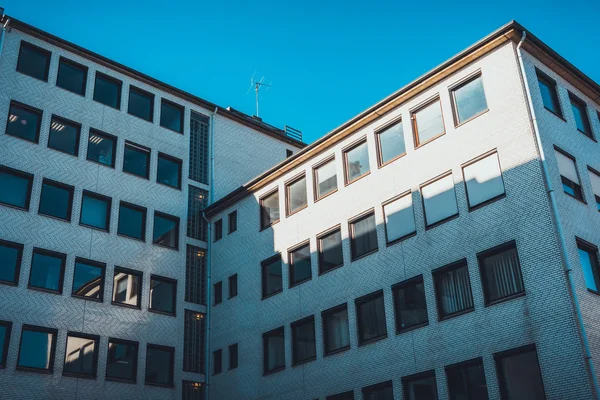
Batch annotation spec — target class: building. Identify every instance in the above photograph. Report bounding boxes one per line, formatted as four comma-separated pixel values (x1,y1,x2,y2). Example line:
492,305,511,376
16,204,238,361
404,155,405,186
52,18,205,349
0,12,304,400
205,21,600,400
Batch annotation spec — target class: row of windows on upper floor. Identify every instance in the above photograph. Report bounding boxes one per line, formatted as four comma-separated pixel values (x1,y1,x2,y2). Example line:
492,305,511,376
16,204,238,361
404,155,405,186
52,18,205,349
16,41,187,133
0,165,181,249
554,146,600,210
5,100,184,189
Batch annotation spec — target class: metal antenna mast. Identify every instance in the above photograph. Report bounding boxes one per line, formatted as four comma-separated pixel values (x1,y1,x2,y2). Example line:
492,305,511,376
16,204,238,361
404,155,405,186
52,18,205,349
247,73,272,117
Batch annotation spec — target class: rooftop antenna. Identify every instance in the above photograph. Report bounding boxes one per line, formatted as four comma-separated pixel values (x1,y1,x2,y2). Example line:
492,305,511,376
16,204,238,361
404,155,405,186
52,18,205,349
247,72,271,118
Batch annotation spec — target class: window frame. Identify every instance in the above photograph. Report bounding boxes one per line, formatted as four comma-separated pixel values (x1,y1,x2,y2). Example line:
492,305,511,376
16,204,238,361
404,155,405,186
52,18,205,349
392,275,429,334
317,225,344,275
445,357,488,400
0,165,34,211
576,237,600,294
285,172,308,217
213,281,222,305
148,274,177,316
554,146,585,203
28,248,67,295
494,344,546,400
62,331,100,379
160,98,185,133
214,219,223,242
449,71,489,127
145,343,175,387
348,209,378,261
402,369,438,400
288,240,312,288
355,289,388,346
105,337,139,383
38,178,75,222
568,91,593,139
411,96,446,148
157,152,183,190
86,128,118,168
322,303,350,356
382,191,417,246
420,171,459,229
432,259,474,321
535,68,563,119
127,85,155,122
588,166,600,211
111,266,143,309
16,41,51,82
117,201,147,242
16,324,58,374
261,253,283,300
342,137,371,186
122,141,151,180
212,348,222,375
228,274,238,299
56,56,88,96
0,320,12,368
228,343,238,370
152,211,180,250
259,188,280,230
0,239,24,286
477,240,525,305
362,380,394,400
93,72,122,109
461,149,506,211
6,100,43,144
291,315,316,366
262,326,285,375
312,155,338,202
374,116,407,168
228,210,237,234
71,257,106,303
79,190,112,232
47,114,82,156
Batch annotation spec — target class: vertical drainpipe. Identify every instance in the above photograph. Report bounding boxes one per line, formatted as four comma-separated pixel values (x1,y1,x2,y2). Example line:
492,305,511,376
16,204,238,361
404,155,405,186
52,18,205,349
515,31,600,400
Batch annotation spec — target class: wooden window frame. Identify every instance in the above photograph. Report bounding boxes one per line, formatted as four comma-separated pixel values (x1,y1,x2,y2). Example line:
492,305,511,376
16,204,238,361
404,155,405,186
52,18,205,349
312,155,338,202
411,96,446,148
348,209,378,261
342,136,371,186
420,171,459,229
461,149,506,211
375,116,406,168
259,188,280,230
317,224,344,275
285,172,308,217
288,240,312,288
449,71,489,127
382,190,417,246
261,254,283,300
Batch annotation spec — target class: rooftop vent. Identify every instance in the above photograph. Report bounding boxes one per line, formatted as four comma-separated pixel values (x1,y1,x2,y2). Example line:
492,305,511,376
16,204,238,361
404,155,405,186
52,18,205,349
284,125,302,142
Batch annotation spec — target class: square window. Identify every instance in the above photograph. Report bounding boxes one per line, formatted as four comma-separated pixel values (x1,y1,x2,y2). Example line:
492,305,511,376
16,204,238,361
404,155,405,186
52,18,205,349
38,179,74,221
80,191,112,231
451,74,488,125
260,189,280,229
286,174,308,215
149,275,176,315
228,343,238,370
0,166,33,210
536,70,562,117
362,380,394,400
72,258,105,301
349,211,378,260
153,212,180,249
495,345,546,400
93,72,122,109
229,274,238,298
569,93,592,138
322,303,350,355
588,167,600,212
106,338,138,382
6,101,42,143
128,86,154,122
160,99,184,133
577,238,600,292
446,358,488,400
213,281,222,305
28,248,66,294
214,219,223,242
112,267,142,308
412,98,445,147
318,227,343,274
392,275,428,333
263,327,285,374
326,391,354,400
313,157,338,200
0,320,12,368
421,172,459,228
355,290,387,345
16,41,51,81
554,148,584,201
376,119,406,166
402,370,438,400
145,344,174,386
213,349,222,375
383,192,416,244
117,202,147,241
291,316,316,365
0,239,24,285
433,260,474,319
56,57,88,96
123,142,150,179
261,254,282,299
157,153,182,189
478,241,524,304
17,325,58,372
48,116,81,156
463,151,505,210
289,242,312,287
63,332,99,378
87,129,117,168
228,210,237,234
343,139,370,184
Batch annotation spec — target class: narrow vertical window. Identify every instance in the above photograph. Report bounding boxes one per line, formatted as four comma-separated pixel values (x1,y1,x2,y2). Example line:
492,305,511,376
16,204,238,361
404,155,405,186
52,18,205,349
93,72,122,109
402,370,438,400
48,116,81,156
463,151,505,210
189,112,210,184
588,167,600,211
153,212,180,250
214,281,222,305
261,254,282,299
260,189,280,229
228,274,238,298
71,258,105,301
0,320,12,368
362,380,394,400
118,202,147,241
569,93,593,138
228,211,237,234
28,248,66,294
63,332,99,378
263,327,285,374
478,241,525,304
318,227,344,274
577,238,600,292
291,316,316,365
38,179,74,221
322,303,350,355
56,57,88,96
286,174,308,215
451,74,488,125
6,101,42,143
554,148,584,201
289,242,312,287
87,129,117,168
228,343,238,370
157,153,182,189
0,166,33,210
376,118,406,167
185,245,206,305
421,172,459,228
495,345,546,400
128,86,154,122
187,186,208,241
383,192,416,244
16,41,51,81
112,267,142,308
445,358,489,400
355,290,387,345
149,275,176,315
0,239,24,285
349,211,378,260
433,260,474,319
145,345,174,386
412,98,445,147
313,157,338,200
393,275,428,332
214,219,223,242
160,99,184,133
106,338,138,382
123,142,150,179
536,69,562,117
213,349,222,375
17,325,58,372
183,310,205,374
80,191,112,231
182,380,205,400
343,139,370,184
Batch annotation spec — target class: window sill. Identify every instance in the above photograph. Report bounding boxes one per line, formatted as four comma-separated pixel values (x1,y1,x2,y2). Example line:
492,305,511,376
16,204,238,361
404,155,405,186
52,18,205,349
261,289,283,301
86,158,115,169
324,345,350,358
454,108,489,128
122,170,150,181
467,193,506,212
160,124,184,135
117,233,146,243
0,279,19,287
0,201,30,212
286,204,308,218
386,231,417,247
16,69,49,83
156,181,182,191
292,356,316,367
47,145,79,158
93,99,121,111
484,291,525,307
378,152,407,170
344,171,371,187
438,307,474,322
56,84,86,98
38,212,71,223
5,132,40,144
318,263,344,276
396,322,429,335
145,381,175,388
16,366,53,374
79,222,110,233
289,276,312,289
111,301,141,310
149,308,176,318
425,213,459,231
63,371,97,380
71,294,103,303
105,376,137,384
260,219,280,232
314,188,338,204
414,131,445,149
358,334,388,347
543,106,566,122
127,111,154,124
263,366,285,376
351,247,379,263
27,285,62,296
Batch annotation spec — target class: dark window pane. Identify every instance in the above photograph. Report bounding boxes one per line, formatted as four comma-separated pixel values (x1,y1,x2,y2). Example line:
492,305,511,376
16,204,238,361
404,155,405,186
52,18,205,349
7,102,41,142
434,261,474,318
214,219,222,242
263,327,284,373
323,305,350,354
183,310,205,373
326,391,354,400
123,143,150,178
228,211,237,234
118,203,146,240
287,176,307,214
537,74,561,115
413,99,445,146
87,131,116,167
453,75,487,123
185,245,206,305
112,269,141,307
363,381,394,400
153,213,179,249
189,112,210,184
262,255,282,298
17,42,50,81
106,339,137,381
479,243,524,303
150,276,175,314
377,120,406,165
17,327,56,371
0,240,23,284
577,241,600,292
128,87,154,121
72,259,104,300
446,359,488,400
56,58,87,96
356,291,387,344
182,380,205,400
319,228,343,274
292,317,315,365
261,190,280,228
570,95,592,136
187,186,208,241
93,73,121,109
29,249,65,292
315,159,337,199
350,213,378,259
212,281,220,305
80,192,111,231
146,346,174,386
0,322,11,367
497,347,546,400
213,349,222,375
38,180,73,221
289,244,311,286
0,167,33,210
160,100,183,132
403,371,438,400
48,116,80,155
345,141,370,183
157,154,182,189
229,343,238,369
229,274,238,298
64,334,98,377
393,277,428,332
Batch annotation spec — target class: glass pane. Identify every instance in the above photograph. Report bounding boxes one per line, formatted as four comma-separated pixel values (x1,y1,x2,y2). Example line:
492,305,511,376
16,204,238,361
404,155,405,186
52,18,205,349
146,347,173,385
447,362,488,400
351,214,378,259
538,79,557,113
0,170,31,209
7,104,40,142
319,229,343,273
571,101,589,133
384,194,416,243
57,60,86,95
112,271,141,306
72,260,103,299
161,101,183,132
18,329,54,370
498,349,546,399
288,177,307,214
290,244,311,285
118,204,145,240
17,44,49,80
94,75,120,108
157,156,181,188
153,214,178,248
415,100,444,144
265,331,284,371
106,341,136,380
30,251,63,291
378,121,406,164
64,335,96,375
394,280,428,330
345,141,370,182
325,307,349,353
555,150,579,184
578,247,600,292
150,279,175,314
128,88,153,121
87,132,115,167
39,182,72,220
364,384,394,400
404,374,438,400
123,145,149,178
357,294,387,342
0,242,21,283
264,257,282,296
261,191,280,227
464,153,505,208
293,319,315,363
454,76,487,123
422,174,458,226
482,246,524,302
316,160,337,199
0,325,6,364
48,117,79,155
80,194,110,230
436,264,473,317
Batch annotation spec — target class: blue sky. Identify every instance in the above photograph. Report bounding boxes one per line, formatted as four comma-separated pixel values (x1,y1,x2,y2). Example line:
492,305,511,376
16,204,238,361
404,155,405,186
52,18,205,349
4,0,599,144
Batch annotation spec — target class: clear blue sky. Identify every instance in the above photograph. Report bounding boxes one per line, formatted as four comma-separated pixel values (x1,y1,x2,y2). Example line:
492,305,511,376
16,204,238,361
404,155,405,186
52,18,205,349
4,0,599,144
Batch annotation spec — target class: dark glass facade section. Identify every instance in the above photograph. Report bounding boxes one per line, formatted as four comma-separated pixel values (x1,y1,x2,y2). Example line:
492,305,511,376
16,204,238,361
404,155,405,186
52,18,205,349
128,86,154,122
446,359,488,400
6,101,42,143
0,321,12,368
478,242,525,304
187,186,208,241
228,211,237,234
229,274,238,298
0,166,33,210
291,316,316,365
48,116,81,155
318,228,343,274
87,130,116,167
149,276,176,315
402,371,438,400
433,260,474,319
322,304,350,355
189,112,210,184
56,57,88,96
356,290,387,344
17,325,57,372
72,258,104,301
63,333,99,377
289,243,312,286
93,72,122,109
350,212,378,260
153,212,180,249
29,248,66,293
106,339,138,382
213,349,222,375
123,142,150,179
17,41,51,81
496,346,546,400
214,281,222,305
185,245,206,305
118,202,147,241
183,310,205,374
228,343,238,370
80,191,111,231
262,255,283,299
393,276,428,332
260,190,280,229
112,268,142,308
38,179,74,221
157,153,182,189
362,381,394,400
145,345,174,386
160,100,184,133
0,239,23,285
263,327,285,374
